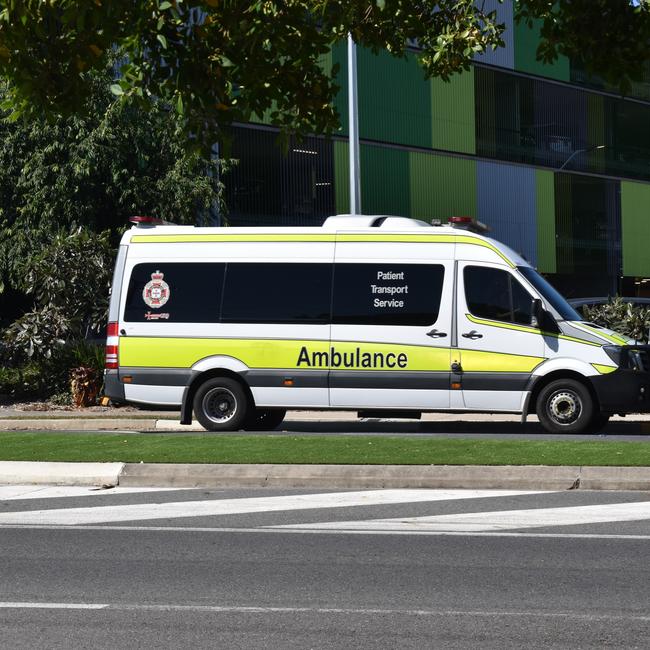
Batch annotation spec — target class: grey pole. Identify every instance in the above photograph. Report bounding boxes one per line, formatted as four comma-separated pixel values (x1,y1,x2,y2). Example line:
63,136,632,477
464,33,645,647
348,33,361,214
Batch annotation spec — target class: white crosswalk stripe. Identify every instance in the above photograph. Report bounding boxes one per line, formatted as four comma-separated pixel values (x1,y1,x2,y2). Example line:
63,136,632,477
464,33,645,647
2,487,650,539
271,501,650,533
0,489,543,526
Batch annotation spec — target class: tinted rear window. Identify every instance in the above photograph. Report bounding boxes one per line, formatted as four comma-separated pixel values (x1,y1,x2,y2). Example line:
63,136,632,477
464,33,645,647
124,263,225,322
221,263,332,323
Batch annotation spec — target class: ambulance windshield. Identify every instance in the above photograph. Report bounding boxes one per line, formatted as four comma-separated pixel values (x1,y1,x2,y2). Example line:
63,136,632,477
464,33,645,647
518,266,582,322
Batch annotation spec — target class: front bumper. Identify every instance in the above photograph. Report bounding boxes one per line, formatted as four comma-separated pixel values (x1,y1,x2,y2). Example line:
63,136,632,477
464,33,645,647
591,369,650,414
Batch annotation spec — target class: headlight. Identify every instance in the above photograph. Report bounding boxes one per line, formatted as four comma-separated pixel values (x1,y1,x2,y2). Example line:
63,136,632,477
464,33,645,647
603,345,623,366
604,346,647,371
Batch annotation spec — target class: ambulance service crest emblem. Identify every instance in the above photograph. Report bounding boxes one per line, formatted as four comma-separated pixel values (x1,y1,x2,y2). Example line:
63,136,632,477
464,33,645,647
142,270,170,308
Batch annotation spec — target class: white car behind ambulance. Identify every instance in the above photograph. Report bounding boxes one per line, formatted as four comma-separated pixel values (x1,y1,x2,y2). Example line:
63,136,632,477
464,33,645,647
104,214,650,434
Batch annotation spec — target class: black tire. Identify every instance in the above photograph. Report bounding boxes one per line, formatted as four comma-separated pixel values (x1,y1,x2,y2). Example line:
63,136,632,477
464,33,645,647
244,408,287,431
193,377,250,432
536,379,595,434
589,413,611,433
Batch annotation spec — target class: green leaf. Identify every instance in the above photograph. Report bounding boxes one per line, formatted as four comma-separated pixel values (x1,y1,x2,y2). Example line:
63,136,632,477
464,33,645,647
157,34,168,49
158,1,172,9
110,84,124,96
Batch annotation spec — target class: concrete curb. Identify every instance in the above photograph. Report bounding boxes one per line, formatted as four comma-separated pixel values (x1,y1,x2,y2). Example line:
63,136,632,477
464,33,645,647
1,461,649,489
118,463,584,490
0,418,158,431
0,461,124,487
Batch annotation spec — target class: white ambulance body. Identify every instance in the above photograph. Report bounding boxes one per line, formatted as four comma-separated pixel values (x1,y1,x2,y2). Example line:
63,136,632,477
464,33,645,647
105,215,650,434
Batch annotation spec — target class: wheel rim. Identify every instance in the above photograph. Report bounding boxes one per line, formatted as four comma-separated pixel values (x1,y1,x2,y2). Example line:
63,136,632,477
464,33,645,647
547,390,582,425
202,387,238,424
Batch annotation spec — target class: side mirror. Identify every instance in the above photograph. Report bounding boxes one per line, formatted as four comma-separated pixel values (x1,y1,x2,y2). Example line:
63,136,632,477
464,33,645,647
531,298,558,332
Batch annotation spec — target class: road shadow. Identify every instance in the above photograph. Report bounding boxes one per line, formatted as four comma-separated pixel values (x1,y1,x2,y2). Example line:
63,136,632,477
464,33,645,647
278,419,650,439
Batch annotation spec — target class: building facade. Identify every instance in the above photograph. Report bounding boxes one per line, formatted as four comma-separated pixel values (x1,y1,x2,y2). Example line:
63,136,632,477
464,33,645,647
223,1,650,299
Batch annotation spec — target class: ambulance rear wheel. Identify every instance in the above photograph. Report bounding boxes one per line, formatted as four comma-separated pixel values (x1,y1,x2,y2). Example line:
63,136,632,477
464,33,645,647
193,377,249,432
536,379,594,434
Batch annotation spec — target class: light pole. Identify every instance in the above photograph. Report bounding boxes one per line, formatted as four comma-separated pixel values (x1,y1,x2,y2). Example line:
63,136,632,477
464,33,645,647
348,34,361,215
559,144,605,171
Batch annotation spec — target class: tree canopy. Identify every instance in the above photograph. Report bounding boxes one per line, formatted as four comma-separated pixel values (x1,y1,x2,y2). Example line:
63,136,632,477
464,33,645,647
2,1,647,150
0,59,225,328
0,1,648,150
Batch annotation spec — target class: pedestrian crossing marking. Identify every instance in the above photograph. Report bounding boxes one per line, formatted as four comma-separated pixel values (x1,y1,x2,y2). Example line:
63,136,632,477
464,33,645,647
0,489,543,526
271,501,650,533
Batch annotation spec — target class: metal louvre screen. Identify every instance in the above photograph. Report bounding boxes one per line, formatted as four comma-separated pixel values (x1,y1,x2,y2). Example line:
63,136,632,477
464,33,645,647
223,126,335,227
475,66,650,183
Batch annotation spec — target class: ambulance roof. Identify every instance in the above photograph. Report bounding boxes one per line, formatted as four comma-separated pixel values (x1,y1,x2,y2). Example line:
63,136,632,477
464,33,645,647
121,214,531,268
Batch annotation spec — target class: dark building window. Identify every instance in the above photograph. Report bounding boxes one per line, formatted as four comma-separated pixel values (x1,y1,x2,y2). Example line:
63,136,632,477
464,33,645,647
332,264,445,326
221,263,332,323
475,65,650,182
464,266,533,325
549,173,621,298
223,126,335,226
124,263,225,322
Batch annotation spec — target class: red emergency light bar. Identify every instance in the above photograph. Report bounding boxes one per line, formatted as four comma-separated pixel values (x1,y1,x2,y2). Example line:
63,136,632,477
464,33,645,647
129,215,163,226
447,215,490,234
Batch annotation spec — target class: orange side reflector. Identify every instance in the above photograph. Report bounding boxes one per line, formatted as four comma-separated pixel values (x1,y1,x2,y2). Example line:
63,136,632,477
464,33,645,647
451,382,462,390
283,378,294,386
122,376,133,384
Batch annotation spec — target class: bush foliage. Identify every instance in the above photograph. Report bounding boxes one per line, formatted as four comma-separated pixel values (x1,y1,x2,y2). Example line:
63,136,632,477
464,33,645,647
583,297,650,344
0,59,228,403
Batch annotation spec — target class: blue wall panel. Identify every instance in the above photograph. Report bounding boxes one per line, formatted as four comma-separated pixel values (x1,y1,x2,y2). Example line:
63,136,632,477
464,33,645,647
476,0,514,69
477,161,537,265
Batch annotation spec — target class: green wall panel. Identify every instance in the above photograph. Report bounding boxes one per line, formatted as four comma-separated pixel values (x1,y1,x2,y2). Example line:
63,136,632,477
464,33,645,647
333,140,350,215
360,144,410,216
357,48,432,148
430,69,476,154
621,181,650,277
514,19,569,82
535,169,556,273
409,151,476,222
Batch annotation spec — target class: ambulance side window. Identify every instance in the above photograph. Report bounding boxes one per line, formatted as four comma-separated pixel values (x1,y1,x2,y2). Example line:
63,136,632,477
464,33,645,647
222,263,332,323
124,263,225,322
464,266,533,326
332,263,445,326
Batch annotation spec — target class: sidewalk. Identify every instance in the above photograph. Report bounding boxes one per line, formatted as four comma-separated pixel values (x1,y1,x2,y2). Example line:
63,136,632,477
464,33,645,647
1,460,650,491
1,407,650,432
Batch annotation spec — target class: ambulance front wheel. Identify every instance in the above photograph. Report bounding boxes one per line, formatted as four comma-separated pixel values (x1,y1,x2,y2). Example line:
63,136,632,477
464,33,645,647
536,379,594,434
193,377,250,432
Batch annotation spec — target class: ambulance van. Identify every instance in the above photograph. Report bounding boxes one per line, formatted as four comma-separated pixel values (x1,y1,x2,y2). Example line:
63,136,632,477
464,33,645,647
104,214,650,434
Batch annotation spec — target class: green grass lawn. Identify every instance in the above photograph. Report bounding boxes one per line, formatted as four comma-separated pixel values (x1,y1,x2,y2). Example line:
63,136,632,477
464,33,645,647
1,432,649,466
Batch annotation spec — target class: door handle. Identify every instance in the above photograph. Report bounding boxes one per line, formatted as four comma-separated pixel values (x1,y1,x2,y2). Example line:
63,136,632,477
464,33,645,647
426,328,447,338
461,330,483,340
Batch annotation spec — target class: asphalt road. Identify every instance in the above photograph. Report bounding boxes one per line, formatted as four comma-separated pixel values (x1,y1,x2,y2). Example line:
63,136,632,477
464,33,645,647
1,486,650,648
11,420,650,440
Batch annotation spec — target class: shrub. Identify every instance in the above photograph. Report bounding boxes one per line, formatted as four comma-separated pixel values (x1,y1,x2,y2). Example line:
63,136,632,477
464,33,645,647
0,363,48,399
583,297,650,343
3,229,112,361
